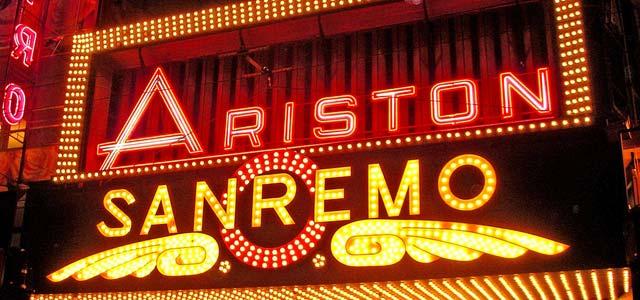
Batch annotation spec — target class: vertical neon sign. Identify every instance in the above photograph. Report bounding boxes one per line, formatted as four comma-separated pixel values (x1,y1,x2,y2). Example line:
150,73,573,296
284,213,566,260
2,0,39,127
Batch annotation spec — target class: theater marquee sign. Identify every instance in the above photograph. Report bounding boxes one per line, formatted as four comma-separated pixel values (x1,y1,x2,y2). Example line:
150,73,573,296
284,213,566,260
48,150,568,282
30,0,621,296
54,0,592,182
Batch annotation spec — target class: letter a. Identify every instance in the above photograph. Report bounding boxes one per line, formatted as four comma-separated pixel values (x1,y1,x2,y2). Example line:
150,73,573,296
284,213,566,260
97,67,203,170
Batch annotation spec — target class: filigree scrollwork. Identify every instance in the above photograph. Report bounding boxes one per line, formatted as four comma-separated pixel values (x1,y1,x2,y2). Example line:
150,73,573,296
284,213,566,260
48,233,219,282
331,220,568,267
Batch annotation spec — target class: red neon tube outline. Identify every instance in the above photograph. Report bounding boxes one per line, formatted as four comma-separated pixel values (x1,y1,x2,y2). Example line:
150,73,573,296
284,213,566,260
313,95,358,139
500,68,552,118
371,86,416,132
90,68,557,171
430,79,479,126
224,107,265,150
2,83,26,125
11,24,37,68
283,102,294,143
97,67,203,170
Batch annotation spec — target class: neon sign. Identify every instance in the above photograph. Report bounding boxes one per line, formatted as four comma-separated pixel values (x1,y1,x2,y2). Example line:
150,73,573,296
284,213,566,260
371,86,416,132
11,23,38,68
33,121,630,296
53,0,593,182
1,0,39,127
501,68,553,119
90,66,557,172
48,151,568,282
30,0,624,294
2,83,27,125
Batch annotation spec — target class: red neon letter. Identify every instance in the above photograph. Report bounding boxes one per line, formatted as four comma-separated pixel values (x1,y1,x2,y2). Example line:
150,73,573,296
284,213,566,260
283,102,294,143
313,95,357,139
97,67,203,170
2,83,26,125
11,24,37,67
224,107,265,150
430,80,478,125
500,68,552,118
26,0,33,4
371,86,416,132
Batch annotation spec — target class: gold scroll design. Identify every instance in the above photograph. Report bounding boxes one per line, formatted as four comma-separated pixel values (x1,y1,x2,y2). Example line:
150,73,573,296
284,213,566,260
47,233,219,282
331,220,569,266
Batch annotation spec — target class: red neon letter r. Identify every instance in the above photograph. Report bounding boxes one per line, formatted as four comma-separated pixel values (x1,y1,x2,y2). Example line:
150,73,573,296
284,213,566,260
224,107,265,150
11,24,37,67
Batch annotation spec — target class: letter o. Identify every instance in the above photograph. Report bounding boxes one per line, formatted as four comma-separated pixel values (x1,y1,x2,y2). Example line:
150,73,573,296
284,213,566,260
2,83,26,125
438,154,497,211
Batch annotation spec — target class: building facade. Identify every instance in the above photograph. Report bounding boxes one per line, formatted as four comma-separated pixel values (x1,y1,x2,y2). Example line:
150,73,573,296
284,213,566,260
0,0,637,299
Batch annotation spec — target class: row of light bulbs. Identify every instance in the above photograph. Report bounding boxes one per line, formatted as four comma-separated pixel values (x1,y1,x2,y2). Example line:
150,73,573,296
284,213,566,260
57,43,90,176
35,268,629,300
54,115,593,183
74,0,375,53
554,0,592,117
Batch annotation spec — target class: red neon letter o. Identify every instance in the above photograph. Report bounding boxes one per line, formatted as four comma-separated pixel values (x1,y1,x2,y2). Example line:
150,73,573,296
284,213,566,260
2,83,26,125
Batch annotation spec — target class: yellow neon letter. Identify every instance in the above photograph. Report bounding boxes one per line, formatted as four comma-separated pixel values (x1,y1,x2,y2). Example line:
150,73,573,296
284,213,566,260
315,167,351,223
96,189,135,237
368,159,420,218
194,179,237,231
140,185,178,235
438,154,497,211
252,173,296,227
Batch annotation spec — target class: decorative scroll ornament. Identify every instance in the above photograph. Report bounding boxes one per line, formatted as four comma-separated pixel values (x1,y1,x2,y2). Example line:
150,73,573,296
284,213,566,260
331,220,569,267
48,233,219,282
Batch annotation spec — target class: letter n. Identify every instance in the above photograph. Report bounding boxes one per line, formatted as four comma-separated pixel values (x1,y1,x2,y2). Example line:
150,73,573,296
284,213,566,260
500,68,552,118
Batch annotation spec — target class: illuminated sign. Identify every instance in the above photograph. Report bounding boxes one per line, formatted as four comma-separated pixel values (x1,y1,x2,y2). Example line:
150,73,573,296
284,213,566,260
29,0,623,295
1,1,39,127
11,23,38,68
92,65,554,173
96,67,204,170
2,83,27,125
30,132,623,293
48,152,568,282
76,65,562,176
53,0,593,183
